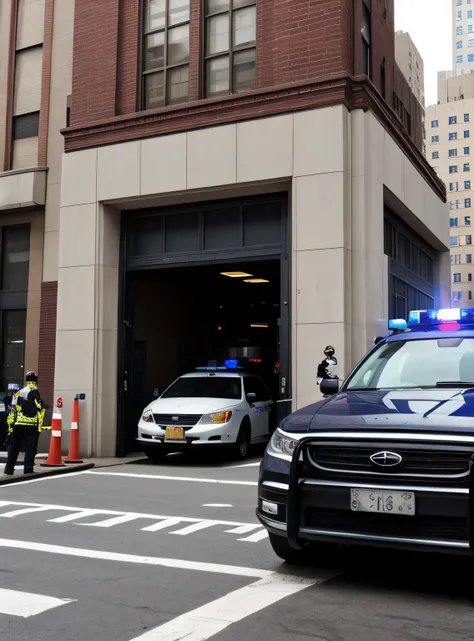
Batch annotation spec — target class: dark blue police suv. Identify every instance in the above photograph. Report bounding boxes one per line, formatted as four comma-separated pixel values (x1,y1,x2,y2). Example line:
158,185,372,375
257,308,474,563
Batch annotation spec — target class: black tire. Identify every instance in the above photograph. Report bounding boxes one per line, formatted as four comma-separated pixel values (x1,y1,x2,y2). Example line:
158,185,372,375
269,532,338,565
143,448,168,463
234,422,251,460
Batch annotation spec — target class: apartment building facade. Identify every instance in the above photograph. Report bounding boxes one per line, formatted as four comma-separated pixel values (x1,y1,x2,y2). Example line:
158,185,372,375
0,0,74,409
454,0,474,71
395,30,425,107
427,73,474,307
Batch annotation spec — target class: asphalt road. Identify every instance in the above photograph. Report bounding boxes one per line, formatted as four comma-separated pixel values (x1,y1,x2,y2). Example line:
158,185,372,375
1,452,474,641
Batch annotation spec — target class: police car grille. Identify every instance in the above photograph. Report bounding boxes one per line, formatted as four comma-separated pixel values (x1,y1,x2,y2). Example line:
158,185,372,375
307,445,472,477
153,414,202,427
304,508,468,542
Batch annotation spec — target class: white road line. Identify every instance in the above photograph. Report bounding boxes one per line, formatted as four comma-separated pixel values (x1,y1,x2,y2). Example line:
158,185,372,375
141,518,184,532
238,529,269,543
171,521,218,536
0,538,270,579
82,514,142,528
224,524,260,535
226,462,261,469
202,503,233,508
0,470,88,487
86,470,257,486
128,571,335,641
0,505,53,518
48,509,104,523
0,587,74,618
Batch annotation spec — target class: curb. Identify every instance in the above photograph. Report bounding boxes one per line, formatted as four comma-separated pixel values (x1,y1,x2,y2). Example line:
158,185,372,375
0,462,95,486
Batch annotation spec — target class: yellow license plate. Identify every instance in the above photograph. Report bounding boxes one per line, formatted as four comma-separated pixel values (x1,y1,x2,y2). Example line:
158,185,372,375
165,427,185,441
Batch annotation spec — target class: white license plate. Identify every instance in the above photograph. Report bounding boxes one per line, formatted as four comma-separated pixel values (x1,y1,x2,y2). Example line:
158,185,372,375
350,489,415,516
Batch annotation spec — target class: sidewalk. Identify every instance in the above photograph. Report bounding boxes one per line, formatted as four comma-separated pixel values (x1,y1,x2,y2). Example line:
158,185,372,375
0,453,145,486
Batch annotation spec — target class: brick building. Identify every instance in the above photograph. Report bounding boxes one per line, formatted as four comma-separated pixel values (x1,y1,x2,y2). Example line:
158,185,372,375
2,0,450,456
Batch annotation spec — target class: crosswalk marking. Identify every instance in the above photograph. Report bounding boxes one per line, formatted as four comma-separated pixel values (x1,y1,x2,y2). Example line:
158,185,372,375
171,520,217,536
0,500,269,544
142,518,183,532
83,514,142,528
0,588,73,618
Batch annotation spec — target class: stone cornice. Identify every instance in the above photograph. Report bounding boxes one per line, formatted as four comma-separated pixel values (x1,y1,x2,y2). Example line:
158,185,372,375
62,73,446,203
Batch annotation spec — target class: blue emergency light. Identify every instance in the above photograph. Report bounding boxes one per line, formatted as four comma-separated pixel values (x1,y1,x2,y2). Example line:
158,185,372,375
407,308,474,329
388,319,408,331
196,359,244,372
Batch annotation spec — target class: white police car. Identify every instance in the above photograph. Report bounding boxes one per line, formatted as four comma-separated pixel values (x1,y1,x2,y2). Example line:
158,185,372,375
137,365,275,462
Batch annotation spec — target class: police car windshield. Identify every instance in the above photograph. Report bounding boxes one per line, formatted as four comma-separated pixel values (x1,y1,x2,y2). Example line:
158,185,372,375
161,376,242,400
346,337,474,391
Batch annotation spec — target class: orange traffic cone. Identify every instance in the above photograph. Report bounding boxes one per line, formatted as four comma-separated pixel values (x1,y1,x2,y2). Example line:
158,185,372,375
41,398,65,467
65,397,83,464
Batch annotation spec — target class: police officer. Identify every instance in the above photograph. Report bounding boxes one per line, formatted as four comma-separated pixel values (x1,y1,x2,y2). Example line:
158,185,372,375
4,371,44,476
317,346,338,380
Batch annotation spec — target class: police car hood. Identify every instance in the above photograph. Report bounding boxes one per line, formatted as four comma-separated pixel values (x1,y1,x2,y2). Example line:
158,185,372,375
147,397,242,415
280,389,474,434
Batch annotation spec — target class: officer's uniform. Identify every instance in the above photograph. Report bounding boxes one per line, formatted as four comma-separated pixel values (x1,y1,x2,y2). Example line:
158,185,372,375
4,372,44,475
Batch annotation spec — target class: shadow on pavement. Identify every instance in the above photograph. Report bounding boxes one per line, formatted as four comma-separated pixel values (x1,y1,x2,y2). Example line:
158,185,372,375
129,445,266,468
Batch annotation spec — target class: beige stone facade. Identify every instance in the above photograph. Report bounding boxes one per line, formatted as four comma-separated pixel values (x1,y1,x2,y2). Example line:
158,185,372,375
57,106,450,457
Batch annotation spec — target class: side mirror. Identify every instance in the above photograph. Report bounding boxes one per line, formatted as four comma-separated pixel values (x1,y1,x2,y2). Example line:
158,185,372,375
320,378,339,397
247,392,257,404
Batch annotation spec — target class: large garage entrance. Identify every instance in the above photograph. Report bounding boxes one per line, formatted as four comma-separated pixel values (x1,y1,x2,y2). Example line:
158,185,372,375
117,194,290,455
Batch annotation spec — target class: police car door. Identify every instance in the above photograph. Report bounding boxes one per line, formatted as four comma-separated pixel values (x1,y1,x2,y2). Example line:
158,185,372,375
244,376,271,439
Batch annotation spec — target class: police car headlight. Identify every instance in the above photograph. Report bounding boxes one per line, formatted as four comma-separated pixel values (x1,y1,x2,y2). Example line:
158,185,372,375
142,409,154,423
201,411,232,424
269,429,298,457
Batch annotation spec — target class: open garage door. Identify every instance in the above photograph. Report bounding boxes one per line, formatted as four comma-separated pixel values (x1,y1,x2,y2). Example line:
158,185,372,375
117,194,290,455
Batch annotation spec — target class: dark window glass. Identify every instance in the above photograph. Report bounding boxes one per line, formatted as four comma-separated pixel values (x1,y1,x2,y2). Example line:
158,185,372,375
12,112,39,141
2,310,26,392
143,0,190,109
162,376,242,399
361,5,371,78
205,0,256,97
165,212,199,253
2,226,30,291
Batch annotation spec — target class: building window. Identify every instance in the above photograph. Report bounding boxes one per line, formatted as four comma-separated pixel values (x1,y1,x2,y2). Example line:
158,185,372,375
450,116,458,124
12,112,40,141
450,181,459,191
453,291,462,303
469,273,473,281
457,40,463,49
361,1,371,78
432,135,439,143
466,198,472,208
449,148,458,157
457,54,464,63
451,236,459,245
466,146,471,155
451,199,460,209
450,165,459,173
466,180,472,189
142,0,191,110
449,132,458,140
470,291,473,300
469,9,473,17
468,235,473,244
458,26,463,35
466,114,471,122
468,254,473,263
465,163,471,172
454,254,462,264
1,226,30,292
432,151,439,159
380,58,386,99
470,24,474,33
457,0,462,5
469,53,474,61
204,0,257,97
458,11,463,20
450,217,459,226
466,216,472,225
454,273,462,282
465,130,471,138
469,39,474,48
431,120,439,128
2,310,27,392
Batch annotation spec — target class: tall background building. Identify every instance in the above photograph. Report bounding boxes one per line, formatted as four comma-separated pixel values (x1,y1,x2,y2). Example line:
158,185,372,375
453,0,474,72
395,30,426,152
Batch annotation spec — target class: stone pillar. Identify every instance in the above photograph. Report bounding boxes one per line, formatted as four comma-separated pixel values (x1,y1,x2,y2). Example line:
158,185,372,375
55,150,120,457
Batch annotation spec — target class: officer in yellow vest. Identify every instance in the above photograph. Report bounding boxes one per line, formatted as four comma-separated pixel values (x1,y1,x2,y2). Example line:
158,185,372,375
4,371,45,475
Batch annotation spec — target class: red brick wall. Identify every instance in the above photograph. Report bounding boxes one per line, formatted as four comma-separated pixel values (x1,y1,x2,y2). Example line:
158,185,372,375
117,0,140,115
256,0,354,89
71,0,120,126
38,281,58,409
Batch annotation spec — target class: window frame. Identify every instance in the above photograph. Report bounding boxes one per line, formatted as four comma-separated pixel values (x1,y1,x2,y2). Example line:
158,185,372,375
203,0,257,98
141,0,191,110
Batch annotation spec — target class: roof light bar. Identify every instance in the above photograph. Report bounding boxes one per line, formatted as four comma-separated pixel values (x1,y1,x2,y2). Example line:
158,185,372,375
407,308,474,328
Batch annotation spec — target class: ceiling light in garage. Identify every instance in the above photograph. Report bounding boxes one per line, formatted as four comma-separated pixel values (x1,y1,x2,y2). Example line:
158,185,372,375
250,323,269,328
220,271,253,278
243,278,269,283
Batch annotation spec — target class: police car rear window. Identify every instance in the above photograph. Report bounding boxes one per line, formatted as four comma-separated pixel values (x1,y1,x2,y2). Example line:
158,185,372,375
161,377,242,400
346,338,474,390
